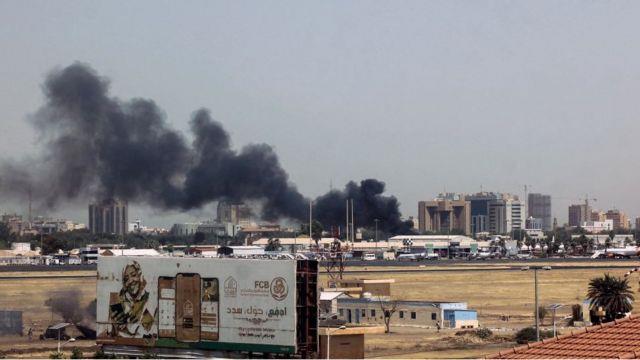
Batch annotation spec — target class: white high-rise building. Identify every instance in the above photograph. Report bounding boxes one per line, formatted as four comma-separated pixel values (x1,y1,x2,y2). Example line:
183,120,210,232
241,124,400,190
488,194,523,235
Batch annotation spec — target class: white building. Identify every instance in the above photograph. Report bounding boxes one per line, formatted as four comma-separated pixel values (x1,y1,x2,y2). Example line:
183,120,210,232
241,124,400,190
488,196,524,234
582,220,614,233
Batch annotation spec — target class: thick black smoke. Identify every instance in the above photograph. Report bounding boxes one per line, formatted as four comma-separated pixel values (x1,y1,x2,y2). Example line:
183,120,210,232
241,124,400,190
0,63,408,230
45,290,89,324
314,179,414,234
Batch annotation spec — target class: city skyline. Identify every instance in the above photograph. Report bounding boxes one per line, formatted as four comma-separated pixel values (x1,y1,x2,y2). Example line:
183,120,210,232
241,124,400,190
2,1,640,226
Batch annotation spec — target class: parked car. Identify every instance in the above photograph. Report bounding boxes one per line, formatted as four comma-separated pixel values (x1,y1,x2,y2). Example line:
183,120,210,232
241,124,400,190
423,253,439,260
515,251,533,260
363,253,376,261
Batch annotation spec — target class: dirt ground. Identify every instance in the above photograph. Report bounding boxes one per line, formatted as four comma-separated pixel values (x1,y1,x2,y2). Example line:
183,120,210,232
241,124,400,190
1,262,639,358
0,273,96,333
0,336,96,359
328,264,640,328
364,326,516,359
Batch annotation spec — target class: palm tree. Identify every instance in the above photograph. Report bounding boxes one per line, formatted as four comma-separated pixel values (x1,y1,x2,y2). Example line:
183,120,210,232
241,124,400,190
587,273,634,323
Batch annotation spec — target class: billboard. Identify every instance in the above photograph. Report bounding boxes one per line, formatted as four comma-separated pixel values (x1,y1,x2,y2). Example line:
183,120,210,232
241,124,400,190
96,256,299,354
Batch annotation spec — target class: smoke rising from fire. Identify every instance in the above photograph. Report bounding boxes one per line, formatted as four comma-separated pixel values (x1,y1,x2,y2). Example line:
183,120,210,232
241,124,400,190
0,63,410,231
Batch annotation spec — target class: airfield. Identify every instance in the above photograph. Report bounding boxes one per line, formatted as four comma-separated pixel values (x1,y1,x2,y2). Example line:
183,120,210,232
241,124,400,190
1,259,640,358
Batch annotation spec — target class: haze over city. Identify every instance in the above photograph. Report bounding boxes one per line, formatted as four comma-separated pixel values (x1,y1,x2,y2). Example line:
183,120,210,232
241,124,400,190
2,1,640,225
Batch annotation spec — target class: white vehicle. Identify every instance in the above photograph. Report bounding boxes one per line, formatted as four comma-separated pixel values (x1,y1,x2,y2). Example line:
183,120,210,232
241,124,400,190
591,247,639,259
363,253,376,261
423,253,439,260
515,251,533,260
397,253,422,261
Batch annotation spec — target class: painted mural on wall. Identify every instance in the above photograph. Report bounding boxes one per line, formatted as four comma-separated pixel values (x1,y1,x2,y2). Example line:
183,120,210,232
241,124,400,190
108,261,157,338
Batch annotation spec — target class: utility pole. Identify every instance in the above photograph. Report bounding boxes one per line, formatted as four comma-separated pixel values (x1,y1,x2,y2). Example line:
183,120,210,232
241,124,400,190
309,200,313,243
534,268,539,341
350,199,355,244
374,219,379,243
345,199,350,243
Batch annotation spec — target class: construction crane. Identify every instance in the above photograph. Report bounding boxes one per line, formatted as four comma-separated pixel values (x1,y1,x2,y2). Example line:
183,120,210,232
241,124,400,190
556,194,598,208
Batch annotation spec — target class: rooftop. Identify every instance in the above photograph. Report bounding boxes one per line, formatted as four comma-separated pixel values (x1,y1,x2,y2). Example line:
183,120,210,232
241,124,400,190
488,315,640,359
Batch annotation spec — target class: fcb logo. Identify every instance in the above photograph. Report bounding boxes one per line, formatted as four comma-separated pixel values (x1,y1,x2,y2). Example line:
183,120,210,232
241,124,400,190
270,277,288,301
224,276,237,297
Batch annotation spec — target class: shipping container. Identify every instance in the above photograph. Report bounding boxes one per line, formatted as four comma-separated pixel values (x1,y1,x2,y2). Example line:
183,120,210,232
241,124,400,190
96,256,317,358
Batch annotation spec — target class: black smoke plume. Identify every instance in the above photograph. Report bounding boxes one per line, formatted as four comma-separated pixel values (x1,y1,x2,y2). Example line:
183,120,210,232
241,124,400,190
314,179,414,234
45,290,90,324
0,63,409,231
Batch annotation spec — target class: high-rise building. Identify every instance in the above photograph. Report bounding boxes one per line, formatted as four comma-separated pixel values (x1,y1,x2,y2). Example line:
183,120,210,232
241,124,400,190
488,194,524,234
635,217,640,230
605,209,629,231
568,204,591,227
465,192,498,235
216,201,251,225
88,199,128,236
418,198,471,235
527,193,552,231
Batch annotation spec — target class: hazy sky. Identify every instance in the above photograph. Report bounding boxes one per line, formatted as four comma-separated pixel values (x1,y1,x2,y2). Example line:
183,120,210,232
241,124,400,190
1,1,639,227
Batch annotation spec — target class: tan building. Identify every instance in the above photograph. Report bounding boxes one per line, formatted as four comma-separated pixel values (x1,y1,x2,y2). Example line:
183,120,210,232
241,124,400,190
418,199,471,235
606,209,629,230
328,279,395,299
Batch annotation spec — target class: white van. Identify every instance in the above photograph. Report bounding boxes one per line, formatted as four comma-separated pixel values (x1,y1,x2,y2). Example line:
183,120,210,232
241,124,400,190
363,253,376,261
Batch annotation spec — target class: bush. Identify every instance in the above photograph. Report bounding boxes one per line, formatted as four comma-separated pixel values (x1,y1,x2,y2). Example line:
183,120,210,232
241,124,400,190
49,352,65,359
515,327,554,344
93,348,116,359
70,347,83,359
475,327,493,339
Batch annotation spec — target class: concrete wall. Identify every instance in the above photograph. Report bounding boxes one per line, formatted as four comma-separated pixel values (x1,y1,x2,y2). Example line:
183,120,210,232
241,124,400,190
0,310,22,335
319,334,364,359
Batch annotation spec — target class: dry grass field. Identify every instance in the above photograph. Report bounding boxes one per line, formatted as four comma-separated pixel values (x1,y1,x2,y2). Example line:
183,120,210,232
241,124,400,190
1,261,639,358
0,272,96,333
329,264,640,327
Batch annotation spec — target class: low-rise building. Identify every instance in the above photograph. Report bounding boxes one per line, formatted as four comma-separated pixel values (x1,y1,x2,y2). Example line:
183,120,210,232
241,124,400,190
252,237,342,252
99,248,161,257
582,220,614,233
336,297,478,329
329,279,395,299
386,235,479,258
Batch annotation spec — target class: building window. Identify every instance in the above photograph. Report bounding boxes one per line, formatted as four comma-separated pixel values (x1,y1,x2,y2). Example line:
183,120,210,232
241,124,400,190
371,309,376,317
431,313,436,320
339,309,344,317
411,312,416,319
399,311,404,319
361,309,366,317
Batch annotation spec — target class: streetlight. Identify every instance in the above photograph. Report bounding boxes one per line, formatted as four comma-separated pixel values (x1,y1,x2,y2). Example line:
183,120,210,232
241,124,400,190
326,325,346,359
547,303,564,337
58,336,75,354
521,265,552,341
